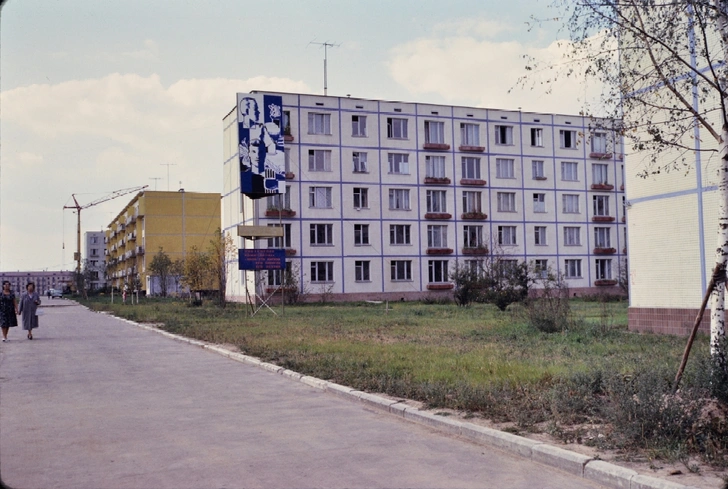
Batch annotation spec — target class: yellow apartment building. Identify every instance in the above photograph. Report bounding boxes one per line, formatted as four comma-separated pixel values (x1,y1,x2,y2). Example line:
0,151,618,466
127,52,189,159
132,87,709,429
105,190,222,293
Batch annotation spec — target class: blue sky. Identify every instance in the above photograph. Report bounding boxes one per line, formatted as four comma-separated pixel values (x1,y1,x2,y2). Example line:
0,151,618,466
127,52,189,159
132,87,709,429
0,0,596,271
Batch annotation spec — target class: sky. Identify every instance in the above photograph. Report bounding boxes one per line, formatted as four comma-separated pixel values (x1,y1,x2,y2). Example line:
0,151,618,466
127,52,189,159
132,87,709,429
0,0,601,272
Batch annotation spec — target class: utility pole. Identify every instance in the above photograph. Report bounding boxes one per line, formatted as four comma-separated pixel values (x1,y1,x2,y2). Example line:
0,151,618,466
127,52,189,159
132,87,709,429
309,40,339,96
160,163,177,191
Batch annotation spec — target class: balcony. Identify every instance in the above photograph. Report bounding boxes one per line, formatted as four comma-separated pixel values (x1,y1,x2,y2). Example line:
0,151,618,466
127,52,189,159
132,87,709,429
589,152,613,160
459,145,485,152
427,283,454,290
460,178,486,186
593,247,616,255
136,246,144,255
426,248,453,255
285,172,295,180
285,248,297,256
424,177,451,185
265,208,296,218
424,212,452,220
592,215,615,222
591,183,614,191
595,279,618,286
283,127,294,142
423,143,450,151
462,246,489,255
461,211,488,220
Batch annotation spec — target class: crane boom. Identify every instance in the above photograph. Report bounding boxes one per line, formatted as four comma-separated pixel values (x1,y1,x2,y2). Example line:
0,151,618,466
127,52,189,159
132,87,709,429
63,185,148,282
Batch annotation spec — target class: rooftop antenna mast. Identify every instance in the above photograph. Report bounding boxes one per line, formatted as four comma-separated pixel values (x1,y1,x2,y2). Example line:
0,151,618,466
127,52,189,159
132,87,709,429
149,177,162,191
309,40,340,96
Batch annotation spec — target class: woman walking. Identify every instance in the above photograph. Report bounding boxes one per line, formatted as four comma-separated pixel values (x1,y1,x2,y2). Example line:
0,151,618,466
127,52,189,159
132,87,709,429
18,282,41,340
0,281,18,342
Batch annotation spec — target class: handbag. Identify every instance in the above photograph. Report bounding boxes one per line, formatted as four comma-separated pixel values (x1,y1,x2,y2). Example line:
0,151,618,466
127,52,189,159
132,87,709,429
35,309,44,317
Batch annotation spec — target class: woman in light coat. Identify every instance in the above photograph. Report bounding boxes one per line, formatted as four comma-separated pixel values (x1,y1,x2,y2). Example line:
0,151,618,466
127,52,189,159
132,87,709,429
18,282,41,340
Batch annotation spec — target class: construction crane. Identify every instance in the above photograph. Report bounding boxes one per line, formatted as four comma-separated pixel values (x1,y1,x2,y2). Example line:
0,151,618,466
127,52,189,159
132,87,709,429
63,185,148,278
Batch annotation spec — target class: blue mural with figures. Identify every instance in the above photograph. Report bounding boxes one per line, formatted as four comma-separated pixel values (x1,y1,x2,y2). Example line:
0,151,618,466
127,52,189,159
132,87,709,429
237,93,285,199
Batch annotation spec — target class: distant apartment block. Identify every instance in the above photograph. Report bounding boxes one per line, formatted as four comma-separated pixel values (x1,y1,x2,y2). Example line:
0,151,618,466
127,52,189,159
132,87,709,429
223,92,627,302
0,271,74,296
105,190,221,294
84,231,107,291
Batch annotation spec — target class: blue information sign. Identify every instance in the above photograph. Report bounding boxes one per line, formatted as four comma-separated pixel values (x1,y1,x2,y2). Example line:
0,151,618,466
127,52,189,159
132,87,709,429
238,248,286,270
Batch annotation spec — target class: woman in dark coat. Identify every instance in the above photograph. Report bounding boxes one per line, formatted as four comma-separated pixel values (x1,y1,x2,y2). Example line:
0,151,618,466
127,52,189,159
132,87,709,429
0,281,18,342
18,282,41,340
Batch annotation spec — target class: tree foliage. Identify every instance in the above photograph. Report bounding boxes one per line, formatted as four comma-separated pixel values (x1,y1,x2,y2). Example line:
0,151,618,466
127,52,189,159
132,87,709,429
451,256,532,311
208,228,237,307
148,248,173,297
182,246,214,299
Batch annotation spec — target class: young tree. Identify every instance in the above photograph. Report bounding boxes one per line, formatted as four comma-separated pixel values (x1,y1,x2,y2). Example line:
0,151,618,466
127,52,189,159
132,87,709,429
182,246,213,302
525,0,728,367
148,248,173,297
208,228,237,308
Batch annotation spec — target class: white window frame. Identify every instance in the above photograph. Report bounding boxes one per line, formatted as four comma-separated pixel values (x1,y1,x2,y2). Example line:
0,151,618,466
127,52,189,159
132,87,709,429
534,259,549,279
308,112,331,135
463,225,483,248
426,190,447,213
564,259,582,278
391,260,412,281
389,225,411,245
497,192,515,213
353,187,369,209
495,125,513,145
564,226,581,246
593,195,610,216
559,129,577,149
427,225,448,248
425,120,445,144
532,160,545,179
355,260,370,282
561,161,578,181
460,123,480,146
388,153,410,174
353,152,368,173
426,155,447,178
463,191,482,213
308,149,332,172
498,225,517,246
533,193,546,213
591,131,608,153
387,117,408,139
267,223,292,248
595,259,612,280
309,224,334,246
530,127,544,147
562,194,580,214
354,224,370,246
462,157,481,179
352,115,367,137
309,186,332,208
594,227,611,248
310,261,334,283
592,163,609,185
496,158,515,179
388,189,411,210
428,260,449,283
534,226,547,245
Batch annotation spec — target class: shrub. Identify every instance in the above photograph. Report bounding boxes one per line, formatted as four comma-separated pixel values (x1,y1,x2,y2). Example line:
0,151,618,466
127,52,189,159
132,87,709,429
525,271,571,333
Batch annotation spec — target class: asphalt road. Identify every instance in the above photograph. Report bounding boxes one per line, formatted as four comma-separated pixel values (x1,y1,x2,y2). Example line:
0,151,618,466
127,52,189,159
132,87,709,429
0,302,607,489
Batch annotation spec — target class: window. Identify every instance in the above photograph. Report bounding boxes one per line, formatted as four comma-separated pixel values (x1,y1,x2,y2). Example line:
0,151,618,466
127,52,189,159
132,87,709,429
495,125,513,145
427,225,448,248
284,148,291,174
354,224,370,246
498,225,517,245
352,115,367,137
283,110,291,135
426,190,447,213
564,226,581,246
534,226,547,245
387,117,408,139
91,249,98,256
592,163,609,185
462,157,481,179
91,236,98,244
461,123,480,146
353,188,368,209
267,185,291,210
560,129,577,149
595,259,612,280
308,112,331,135
268,261,292,286
530,128,543,147
390,225,411,245
425,156,446,178
308,150,331,171
425,120,445,144
463,225,483,248
310,261,334,282
389,189,411,210
497,192,516,212
593,195,610,216
561,162,578,181
353,152,368,173
428,260,449,283
533,193,546,213
496,158,515,179
310,224,333,245
534,259,548,279
355,261,370,282
266,223,292,248
532,160,545,179
391,260,412,281
464,259,485,276
594,227,611,248
463,191,482,213
309,187,332,208
591,131,607,153
564,259,582,278
562,194,580,213
388,153,409,174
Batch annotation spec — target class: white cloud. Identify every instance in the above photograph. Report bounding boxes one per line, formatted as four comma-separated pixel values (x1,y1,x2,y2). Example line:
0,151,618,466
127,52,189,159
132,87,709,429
0,73,310,270
387,31,606,116
121,39,160,60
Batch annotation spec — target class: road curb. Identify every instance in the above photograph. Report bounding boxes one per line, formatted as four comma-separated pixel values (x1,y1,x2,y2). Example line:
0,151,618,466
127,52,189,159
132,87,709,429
100,310,704,489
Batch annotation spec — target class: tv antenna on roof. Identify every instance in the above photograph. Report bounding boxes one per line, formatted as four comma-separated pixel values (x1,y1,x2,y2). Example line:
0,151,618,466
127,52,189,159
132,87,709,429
309,40,340,96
